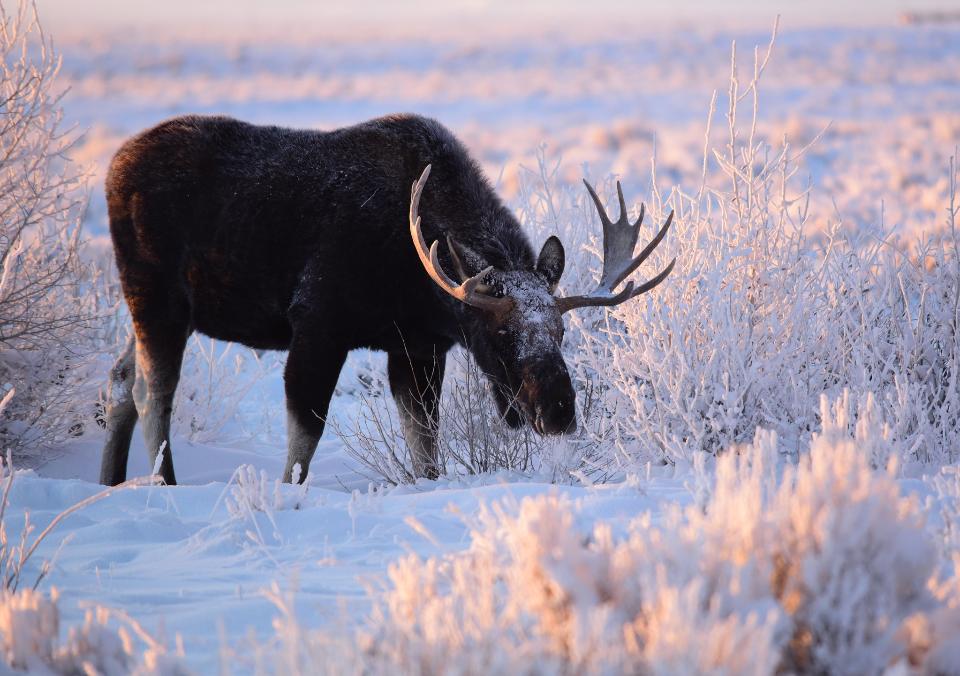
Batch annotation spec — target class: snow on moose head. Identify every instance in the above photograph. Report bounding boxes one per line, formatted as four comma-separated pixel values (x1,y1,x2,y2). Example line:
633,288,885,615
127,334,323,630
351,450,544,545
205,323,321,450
409,164,676,436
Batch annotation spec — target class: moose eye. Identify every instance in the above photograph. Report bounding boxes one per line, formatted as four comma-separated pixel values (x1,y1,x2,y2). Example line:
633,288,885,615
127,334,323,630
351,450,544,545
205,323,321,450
486,284,506,299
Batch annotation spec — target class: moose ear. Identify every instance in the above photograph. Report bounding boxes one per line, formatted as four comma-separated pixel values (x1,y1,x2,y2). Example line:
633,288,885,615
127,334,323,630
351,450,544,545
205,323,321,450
536,236,565,293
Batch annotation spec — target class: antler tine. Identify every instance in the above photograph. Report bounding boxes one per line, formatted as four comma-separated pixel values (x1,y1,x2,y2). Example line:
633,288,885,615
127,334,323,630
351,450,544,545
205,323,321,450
409,165,512,313
559,179,676,314
615,181,628,226
635,202,645,229
611,209,674,289
584,179,647,287
445,234,471,282
582,179,613,227
409,163,431,232
447,234,497,295
428,239,495,296
557,257,676,314
630,256,676,297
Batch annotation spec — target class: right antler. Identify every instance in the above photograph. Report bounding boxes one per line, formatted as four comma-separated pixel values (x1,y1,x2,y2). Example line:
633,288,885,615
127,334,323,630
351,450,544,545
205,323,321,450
556,180,676,314
409,165,513,313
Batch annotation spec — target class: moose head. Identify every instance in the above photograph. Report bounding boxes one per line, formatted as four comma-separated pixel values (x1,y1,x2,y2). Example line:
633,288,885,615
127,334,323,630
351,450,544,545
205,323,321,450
409,164,676,436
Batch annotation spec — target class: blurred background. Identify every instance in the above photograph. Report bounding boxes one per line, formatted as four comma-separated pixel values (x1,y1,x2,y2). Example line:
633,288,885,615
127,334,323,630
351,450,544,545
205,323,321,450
35,0,960,245
37,0,960,33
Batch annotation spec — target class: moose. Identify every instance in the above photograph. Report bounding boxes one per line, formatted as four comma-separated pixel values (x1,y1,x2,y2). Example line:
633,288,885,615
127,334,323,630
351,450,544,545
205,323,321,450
99,114,675,486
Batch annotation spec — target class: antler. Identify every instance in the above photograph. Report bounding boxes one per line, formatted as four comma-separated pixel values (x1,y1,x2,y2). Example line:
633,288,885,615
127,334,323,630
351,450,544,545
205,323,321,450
409,165,513,313
556,180,676,314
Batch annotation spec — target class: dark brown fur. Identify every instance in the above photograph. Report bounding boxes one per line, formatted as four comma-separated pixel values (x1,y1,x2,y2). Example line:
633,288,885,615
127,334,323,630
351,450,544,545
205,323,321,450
100,114,573,486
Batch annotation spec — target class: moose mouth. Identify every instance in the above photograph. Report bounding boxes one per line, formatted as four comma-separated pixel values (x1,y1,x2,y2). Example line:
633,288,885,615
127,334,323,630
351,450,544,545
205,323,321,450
519,398,576,436
531,399,577,435
516,397,547,435
495,370,576,436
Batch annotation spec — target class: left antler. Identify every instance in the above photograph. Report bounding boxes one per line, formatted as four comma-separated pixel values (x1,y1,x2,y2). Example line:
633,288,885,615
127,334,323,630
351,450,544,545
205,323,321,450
409,165,513,313
556,180,676,314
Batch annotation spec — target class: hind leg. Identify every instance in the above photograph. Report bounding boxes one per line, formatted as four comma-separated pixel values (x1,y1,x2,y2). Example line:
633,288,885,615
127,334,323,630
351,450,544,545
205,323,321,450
133,321,189,485
108,190,192,484
99,334,139,485
118,260,191,486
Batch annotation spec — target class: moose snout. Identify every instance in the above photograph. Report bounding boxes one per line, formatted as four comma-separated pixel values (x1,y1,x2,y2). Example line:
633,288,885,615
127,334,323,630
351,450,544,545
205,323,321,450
534,397,577,435
522,361,577,435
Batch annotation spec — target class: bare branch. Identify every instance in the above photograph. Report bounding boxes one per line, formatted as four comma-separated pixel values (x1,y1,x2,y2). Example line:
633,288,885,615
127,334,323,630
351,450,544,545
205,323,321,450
0,0,94,455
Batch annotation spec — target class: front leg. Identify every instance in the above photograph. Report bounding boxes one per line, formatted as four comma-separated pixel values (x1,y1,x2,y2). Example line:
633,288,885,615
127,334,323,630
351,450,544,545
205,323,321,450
388,350,446,480
283,330,348,483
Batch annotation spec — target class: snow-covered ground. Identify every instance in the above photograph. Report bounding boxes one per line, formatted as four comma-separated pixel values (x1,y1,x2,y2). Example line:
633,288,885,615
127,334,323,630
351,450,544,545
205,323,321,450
8,459,694,672
5,7,960,674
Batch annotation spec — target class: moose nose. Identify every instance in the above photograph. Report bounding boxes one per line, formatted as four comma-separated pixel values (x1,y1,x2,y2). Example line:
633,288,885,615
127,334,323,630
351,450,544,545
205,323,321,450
522,359,576,435
534,393,577,436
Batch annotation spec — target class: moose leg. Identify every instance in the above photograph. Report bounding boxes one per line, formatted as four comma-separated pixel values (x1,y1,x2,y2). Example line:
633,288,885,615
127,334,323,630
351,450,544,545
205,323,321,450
134,335,188,485
99,334,139,485
388,350,446,480
282,335,348,483
128,309,190,486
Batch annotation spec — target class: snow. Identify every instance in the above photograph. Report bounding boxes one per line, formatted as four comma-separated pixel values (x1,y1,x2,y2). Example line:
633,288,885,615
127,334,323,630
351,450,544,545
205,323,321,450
6,452,686,672
4,5,960,673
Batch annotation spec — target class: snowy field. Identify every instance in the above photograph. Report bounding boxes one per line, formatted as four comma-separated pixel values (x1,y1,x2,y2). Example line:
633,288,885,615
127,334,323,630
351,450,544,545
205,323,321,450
4,3,960,674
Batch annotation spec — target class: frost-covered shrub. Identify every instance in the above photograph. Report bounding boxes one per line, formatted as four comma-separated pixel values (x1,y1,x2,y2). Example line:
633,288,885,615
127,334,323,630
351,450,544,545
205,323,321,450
0,587,189,675
0,587,59,670
335,24,960,483
225,463,310,517
260,395,960,674
0,1,96,459
514,27,960,470
331,349,607,484
172,336,283,444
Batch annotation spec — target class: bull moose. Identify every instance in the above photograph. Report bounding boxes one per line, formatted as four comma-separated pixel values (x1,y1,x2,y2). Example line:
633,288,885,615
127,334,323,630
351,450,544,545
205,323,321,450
99,114,674,486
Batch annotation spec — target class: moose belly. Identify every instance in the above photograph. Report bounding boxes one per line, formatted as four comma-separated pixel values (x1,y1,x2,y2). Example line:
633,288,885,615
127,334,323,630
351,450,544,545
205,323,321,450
186,259,293,350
